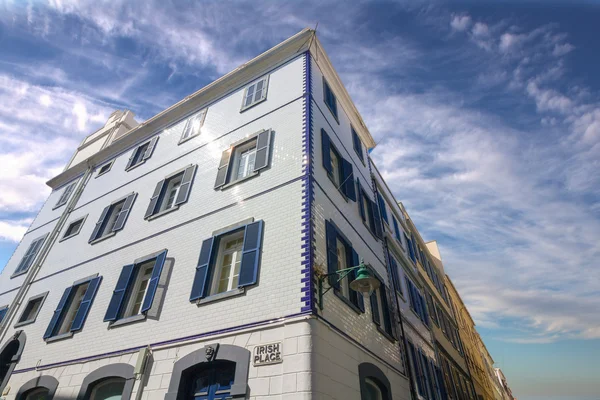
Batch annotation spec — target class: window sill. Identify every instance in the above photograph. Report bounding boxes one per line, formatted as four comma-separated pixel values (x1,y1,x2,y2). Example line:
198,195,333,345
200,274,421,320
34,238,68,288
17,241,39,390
178,133,200,145
125,161,146,172
376,325,395,343
334,289,363,314
240,97,267,113
59,232,81,242
146,206,180,221
219,172,259,191
197,288,245,306
45,332,73,343
89,231,116,245
52,203,66,211
109,314,147,328
10,270,28,279
14,319,36,328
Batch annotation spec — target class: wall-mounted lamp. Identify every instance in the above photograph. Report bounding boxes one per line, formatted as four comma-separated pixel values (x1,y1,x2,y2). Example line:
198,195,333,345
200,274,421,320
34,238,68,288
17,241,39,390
317,259,380,310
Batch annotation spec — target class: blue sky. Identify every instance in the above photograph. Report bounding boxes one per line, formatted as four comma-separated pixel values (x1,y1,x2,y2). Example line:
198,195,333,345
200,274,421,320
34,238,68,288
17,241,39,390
0,1,599,398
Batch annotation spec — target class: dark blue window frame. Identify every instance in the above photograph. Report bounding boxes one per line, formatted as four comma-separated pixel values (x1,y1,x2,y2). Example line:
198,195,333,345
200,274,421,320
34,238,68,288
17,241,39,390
323,78,338,121
351,127,364,163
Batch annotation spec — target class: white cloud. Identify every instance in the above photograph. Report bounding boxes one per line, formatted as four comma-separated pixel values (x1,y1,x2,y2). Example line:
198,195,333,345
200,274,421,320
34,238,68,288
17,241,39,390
450,14,472,32
0,219,32,242
472,22,489,37
553,42,575,57
499,32,525,53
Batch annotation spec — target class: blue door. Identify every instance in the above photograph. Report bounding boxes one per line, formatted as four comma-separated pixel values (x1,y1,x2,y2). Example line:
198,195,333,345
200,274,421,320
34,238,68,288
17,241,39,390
190,361,235,400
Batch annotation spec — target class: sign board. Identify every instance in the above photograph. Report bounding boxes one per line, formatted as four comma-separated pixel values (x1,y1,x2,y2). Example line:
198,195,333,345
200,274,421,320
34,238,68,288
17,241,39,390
253,342,283,366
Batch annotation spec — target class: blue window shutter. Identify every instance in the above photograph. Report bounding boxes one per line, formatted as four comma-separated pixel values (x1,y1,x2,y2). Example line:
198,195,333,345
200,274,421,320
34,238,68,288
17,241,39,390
0,307,8,323
352,128,364,162
356,179,366,221
238,221,264,287
143,136,159,160
104,264,135,321
408,341,425,397
214,148,232,189
145,179,165,219
190,237,214,301
372,198,383,239
140,250,167,313
70,277,102,332
421,293,430,326
253,130,272,172
112,193,136,232
321,129,332,175
44,286,73,339
393,217,401,241
370,290,380,326
89,205,110,243
175,165,197,206
380,284,393,336
388,252,401,294
419,351,432,400
325,220,339,289
350,248,364,312
341,159,356,201
377,194,388,224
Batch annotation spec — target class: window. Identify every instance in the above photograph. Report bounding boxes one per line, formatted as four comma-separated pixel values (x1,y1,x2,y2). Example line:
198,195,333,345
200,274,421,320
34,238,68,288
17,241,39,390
323,78,338,121
23,387,48,400
145,165,196,219
357,179,383,239
43,276,101,340
425,292,439,327
15,292,47,327
104,250,167,323
125,137,158,171
406,278,429,326
241,76,269,111
0,306,7,323
321,129,356,201
377,193,389,225
325,220,363,311
61,215,87,241
89,193,136,243
180,110,206,143
406,342,441,400
96,160,114,178
364,378,383,400
54,181,77,209
392,217,402,243
359,363,391,400
89,378,125,400
405,233,416,262
190,221,264,302
370,279,394,339
214,130,272,189
387,251,402,295
352,127,365,163
12,234,47,277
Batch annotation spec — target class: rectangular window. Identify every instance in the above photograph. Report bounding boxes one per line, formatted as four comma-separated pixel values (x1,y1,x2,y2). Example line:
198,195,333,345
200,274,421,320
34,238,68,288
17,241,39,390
96,160,114,178
104,250,168,323
377,193,389,224
190,221,264,302
388,251,403,295
145,165,196,219
15,292,47,327
12,234,48,277
405,233,416,262
89,193,136,243
241,76,269,111
406,278,429,325
426,292,439,327
179,109,206,143
0,306,8,323
214,130,272,189
321,129,356,201
393,217,402,243
323,78,338,121
61,215,87,241
370,279,394,338
54,181,77,209
44,276,102,339
125,137,158,170
357,179,382,239
351,127,364,163
325,220,364,312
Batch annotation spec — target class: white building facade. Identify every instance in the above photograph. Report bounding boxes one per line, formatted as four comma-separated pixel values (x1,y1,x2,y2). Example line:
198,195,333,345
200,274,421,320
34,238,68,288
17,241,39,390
0,29,426,400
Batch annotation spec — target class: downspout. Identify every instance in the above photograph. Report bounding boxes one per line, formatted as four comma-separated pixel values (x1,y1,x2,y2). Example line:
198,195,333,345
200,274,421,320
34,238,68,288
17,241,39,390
0,163,94,343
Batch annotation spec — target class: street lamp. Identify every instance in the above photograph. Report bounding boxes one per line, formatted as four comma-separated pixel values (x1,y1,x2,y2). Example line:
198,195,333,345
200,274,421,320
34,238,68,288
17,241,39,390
317,259,380,310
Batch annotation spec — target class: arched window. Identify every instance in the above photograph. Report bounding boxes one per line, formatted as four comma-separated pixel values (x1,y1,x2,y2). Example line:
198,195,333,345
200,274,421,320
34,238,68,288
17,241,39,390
358,362,392,400
165,344,250,400
77,364,134,400
0,331,26,393
16,375,58,400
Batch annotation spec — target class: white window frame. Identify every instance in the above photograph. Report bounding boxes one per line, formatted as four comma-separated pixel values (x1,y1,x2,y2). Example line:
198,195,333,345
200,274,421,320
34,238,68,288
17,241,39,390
122,260,155,318
160,174,183,213
179,109,207,144
60,215,88,242
96,160,114,178
210,230,244,296
231,139,258,183
12,234,47,278
240,76,269,112
336,237,350,300
56,282,90,336
53,181,77,209
15,292,48,327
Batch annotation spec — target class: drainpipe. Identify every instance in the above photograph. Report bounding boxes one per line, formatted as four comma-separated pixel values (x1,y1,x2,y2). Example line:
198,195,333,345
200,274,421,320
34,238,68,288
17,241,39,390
0,163,94,343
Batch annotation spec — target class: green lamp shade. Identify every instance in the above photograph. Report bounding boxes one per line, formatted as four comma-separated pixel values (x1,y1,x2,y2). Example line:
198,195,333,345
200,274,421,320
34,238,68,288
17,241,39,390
349,266,380,294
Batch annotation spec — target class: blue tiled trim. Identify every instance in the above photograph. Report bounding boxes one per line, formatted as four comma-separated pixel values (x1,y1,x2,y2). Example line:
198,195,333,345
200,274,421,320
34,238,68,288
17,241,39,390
300,51,315,314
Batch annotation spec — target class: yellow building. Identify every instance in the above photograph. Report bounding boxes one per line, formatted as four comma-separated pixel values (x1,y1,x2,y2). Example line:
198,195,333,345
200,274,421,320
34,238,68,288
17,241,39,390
446,277,496,400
